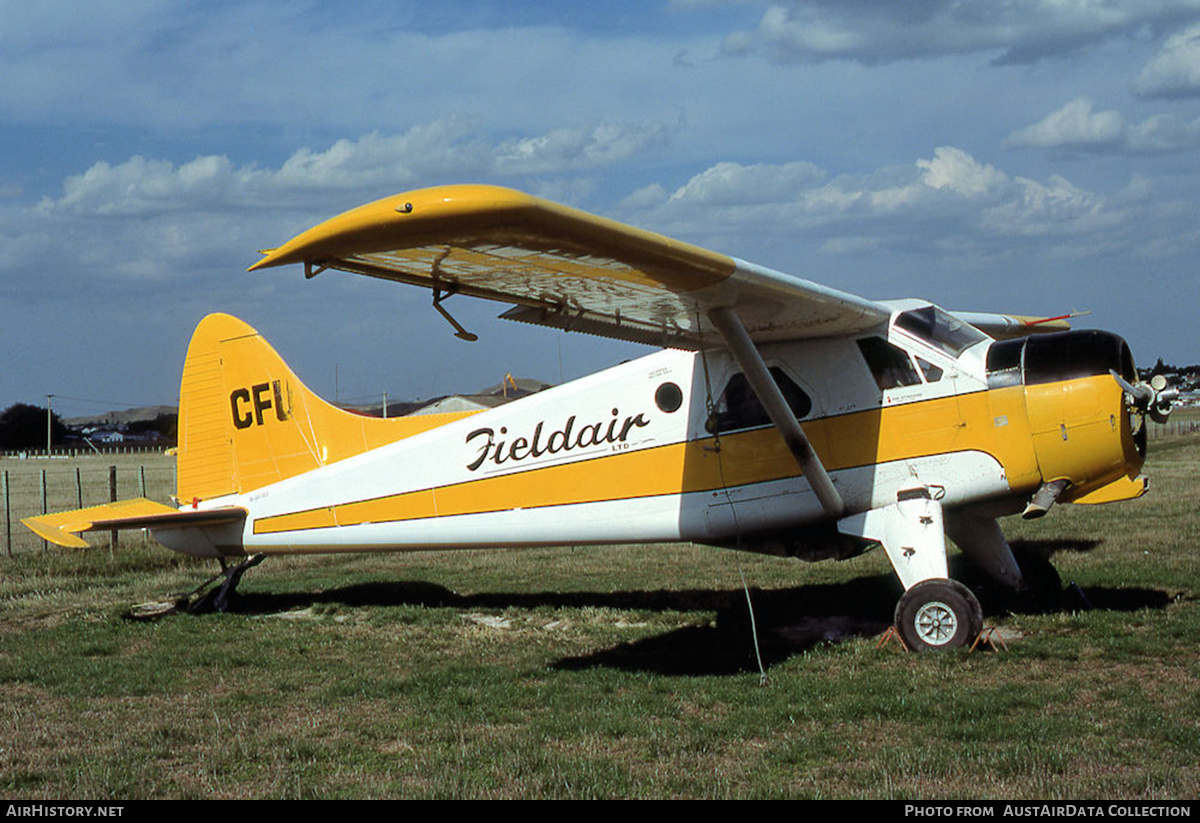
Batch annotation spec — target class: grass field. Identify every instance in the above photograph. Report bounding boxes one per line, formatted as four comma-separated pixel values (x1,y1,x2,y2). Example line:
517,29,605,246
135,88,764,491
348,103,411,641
0,438,1196,799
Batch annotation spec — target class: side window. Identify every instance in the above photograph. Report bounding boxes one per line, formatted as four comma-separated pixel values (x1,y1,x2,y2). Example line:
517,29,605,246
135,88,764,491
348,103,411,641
915,357,944,383
711,367,812,432
857,337,921,390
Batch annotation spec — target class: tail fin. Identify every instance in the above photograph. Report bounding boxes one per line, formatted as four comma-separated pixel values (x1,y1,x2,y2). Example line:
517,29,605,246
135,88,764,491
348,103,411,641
177,313,473,504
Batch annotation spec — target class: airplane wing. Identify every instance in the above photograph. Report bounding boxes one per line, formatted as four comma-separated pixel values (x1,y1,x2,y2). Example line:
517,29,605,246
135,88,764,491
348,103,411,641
250,185,890,348
951,311,1077,340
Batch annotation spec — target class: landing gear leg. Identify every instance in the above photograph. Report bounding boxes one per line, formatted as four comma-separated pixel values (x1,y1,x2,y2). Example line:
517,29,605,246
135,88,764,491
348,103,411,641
188,554,265,614
839,487,984,650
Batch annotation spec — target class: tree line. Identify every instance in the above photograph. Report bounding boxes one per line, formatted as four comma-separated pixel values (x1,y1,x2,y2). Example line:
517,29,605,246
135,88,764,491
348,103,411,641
0,403,177,450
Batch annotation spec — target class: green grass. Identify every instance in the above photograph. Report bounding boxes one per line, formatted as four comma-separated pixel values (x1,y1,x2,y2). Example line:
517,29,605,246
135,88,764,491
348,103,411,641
0,441,1197,798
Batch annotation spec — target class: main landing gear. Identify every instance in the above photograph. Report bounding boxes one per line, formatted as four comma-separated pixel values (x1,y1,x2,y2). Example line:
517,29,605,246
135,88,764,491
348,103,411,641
837,482,989,650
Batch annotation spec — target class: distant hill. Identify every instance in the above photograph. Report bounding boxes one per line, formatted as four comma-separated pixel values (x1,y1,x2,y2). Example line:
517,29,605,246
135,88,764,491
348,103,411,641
63,405,178,427
342,376,552,418
62,377,553,425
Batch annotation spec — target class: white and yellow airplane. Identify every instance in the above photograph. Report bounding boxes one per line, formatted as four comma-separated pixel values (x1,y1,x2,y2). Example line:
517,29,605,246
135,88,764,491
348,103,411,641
25,185,1177,650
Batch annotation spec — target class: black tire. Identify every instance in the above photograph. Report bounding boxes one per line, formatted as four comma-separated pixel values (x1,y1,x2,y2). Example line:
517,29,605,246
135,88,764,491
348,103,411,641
894,579,983,651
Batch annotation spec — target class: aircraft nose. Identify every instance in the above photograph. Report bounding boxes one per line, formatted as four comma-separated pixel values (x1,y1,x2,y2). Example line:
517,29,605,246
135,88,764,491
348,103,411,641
990,329,1148,507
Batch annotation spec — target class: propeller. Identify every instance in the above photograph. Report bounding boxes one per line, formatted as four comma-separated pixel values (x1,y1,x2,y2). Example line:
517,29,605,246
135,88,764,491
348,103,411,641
1110,370,1179,425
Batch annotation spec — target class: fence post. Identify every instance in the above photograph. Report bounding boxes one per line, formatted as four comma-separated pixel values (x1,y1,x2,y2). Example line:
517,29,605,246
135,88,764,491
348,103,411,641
3,470,9,558
75,467,82,509
108,465,118,555
40,469,47,553
139,465,147,547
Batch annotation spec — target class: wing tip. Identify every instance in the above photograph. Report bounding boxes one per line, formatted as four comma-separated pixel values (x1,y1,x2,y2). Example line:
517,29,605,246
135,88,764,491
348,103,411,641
20,515,91,549
248,248,279,272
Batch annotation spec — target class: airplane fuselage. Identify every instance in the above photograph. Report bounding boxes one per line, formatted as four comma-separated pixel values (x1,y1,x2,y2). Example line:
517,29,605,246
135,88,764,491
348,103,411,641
169,301,1143,562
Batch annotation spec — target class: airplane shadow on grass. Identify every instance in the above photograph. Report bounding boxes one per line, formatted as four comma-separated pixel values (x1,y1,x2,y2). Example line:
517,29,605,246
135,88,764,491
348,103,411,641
210,537,1177,677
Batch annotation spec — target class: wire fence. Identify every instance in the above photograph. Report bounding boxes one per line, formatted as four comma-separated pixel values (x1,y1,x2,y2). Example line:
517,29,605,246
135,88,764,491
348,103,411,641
1,455,175,556
1148,418,1200,439
0,445,168,458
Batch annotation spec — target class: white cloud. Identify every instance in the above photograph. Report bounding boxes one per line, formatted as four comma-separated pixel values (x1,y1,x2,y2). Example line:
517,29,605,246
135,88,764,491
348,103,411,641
981,174,1112,238
493,122,673,173
915,147,1008,197
1134,22,1200,97
1006,96,1200,153
14,115,677,308
37,119,677,217
1005,97,1126,150
722,1,1200,64
665,160,825,204
272,121,490,192
624,147,1129,254
619,183,671,210
1125,112,1200,150
40,155,248,217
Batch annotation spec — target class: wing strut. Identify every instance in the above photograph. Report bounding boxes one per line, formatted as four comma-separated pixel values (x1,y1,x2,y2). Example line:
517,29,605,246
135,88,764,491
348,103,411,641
707,307,846,519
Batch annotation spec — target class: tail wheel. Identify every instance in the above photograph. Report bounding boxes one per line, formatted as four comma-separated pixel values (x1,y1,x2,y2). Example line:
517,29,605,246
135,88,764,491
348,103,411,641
894,579,983,651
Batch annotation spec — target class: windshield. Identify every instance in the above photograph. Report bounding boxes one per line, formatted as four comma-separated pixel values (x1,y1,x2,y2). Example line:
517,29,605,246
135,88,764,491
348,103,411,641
895,306,987,358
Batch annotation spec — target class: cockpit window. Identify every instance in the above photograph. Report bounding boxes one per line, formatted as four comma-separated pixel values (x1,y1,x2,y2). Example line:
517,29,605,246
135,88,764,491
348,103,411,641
895,306,987,357
857,337,922,390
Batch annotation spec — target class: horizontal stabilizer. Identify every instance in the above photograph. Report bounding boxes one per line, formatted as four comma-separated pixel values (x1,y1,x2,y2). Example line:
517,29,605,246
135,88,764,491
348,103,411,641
22,499,246,549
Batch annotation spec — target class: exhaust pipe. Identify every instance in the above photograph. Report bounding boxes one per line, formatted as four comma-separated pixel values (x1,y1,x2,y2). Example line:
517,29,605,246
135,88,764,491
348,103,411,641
1022,478,1070,520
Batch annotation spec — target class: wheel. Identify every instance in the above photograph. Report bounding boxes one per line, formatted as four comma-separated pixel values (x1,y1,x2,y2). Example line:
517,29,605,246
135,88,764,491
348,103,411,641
894,579,983,651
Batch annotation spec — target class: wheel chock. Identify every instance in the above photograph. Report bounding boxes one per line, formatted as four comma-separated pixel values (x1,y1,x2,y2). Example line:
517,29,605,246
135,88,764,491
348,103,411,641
969,626,1009,653
876,625,911,652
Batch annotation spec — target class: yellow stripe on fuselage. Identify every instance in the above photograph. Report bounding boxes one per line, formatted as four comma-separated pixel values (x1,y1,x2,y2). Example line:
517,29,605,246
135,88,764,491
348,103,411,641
253,385,1044,535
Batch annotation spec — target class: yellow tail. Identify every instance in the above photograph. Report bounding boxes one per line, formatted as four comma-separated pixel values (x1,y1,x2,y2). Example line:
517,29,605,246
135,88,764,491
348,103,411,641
177,313,474,504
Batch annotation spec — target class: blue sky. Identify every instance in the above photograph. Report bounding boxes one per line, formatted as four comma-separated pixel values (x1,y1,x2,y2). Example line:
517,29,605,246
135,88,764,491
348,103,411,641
4,0,1200,417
